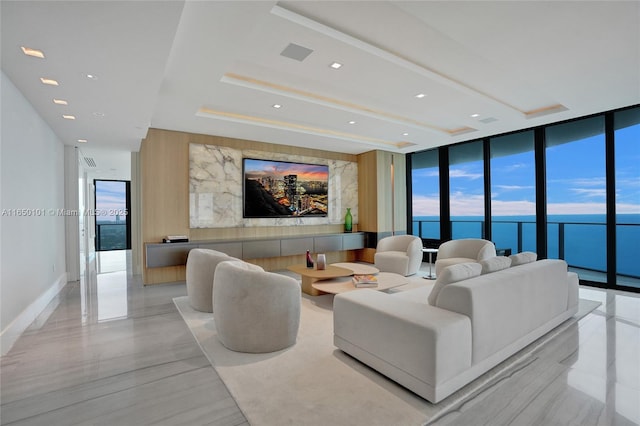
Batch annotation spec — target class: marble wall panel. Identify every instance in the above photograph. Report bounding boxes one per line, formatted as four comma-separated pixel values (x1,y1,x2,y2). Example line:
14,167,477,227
189,144,243,228
189,144,358,228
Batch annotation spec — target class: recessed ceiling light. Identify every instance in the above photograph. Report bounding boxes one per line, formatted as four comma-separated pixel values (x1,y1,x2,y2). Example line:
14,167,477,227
272,104,282,109
330,62,342,69
86,74,98,80
77,139,88,143
63,115,76,120
21,46,45,59
92,112,105,118
40,78,58,86
471,113,480,118
415,93,426,99
402,132,409,136
348,121,356,125
53,99,68,105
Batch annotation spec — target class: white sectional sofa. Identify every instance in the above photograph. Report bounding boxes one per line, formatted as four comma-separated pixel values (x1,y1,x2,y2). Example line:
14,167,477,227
333,258,579,403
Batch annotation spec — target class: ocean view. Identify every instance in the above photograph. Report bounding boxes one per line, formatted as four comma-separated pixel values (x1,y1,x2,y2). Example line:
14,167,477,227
412,214,640,278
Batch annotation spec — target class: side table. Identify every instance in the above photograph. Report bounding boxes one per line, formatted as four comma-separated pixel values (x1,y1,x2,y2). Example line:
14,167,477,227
422,248,438,280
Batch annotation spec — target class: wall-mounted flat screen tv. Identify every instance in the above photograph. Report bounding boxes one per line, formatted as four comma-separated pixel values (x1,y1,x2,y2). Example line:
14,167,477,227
243,158,329,218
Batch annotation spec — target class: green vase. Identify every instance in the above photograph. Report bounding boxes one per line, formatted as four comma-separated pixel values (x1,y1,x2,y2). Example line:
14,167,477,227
344,208,353,233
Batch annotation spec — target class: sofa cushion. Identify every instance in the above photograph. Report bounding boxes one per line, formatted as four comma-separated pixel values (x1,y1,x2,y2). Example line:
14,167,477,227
428,262,482,306
510,251,537,266
479,256,512,274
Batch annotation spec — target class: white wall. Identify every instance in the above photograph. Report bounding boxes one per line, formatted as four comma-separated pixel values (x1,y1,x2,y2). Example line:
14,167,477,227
1,71,67,354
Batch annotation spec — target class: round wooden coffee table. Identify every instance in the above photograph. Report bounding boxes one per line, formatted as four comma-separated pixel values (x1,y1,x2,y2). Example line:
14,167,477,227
287,264,354,296
311,272,408,295
330,262,379,275
288,262,383,296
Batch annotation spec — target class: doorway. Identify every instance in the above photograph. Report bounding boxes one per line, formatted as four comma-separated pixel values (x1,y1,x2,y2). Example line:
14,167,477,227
94,179,131,274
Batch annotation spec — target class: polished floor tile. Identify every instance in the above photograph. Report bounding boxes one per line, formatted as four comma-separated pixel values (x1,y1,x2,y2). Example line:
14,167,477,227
432,289,640,426
1,258,248,426
2,255,639,426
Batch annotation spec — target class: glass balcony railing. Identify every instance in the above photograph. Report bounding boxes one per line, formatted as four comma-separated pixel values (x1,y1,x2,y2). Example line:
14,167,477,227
96,223,128,251
412,218,640,284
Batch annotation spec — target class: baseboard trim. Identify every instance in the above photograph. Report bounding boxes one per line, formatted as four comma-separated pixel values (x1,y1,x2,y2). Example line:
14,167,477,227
1,272,68,356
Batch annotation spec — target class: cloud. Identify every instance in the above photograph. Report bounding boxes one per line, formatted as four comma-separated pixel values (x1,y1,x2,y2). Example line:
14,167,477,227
414,198,640,216
412,169,439,178
449,168,483,180
491,200,537,216
571,188,606,198
494,185,535,191
501,163,529,173
546,202,606,214
412,195,440,216
548,177,606,187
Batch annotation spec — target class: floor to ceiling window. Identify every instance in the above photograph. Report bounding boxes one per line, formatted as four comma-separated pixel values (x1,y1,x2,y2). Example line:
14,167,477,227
545,116,606,283
408,104,639,292
449,140,485,239
490,131,537,254
410,149,440,239
614,107,640,288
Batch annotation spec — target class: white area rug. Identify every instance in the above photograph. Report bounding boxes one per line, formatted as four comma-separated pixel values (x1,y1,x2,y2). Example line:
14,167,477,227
174,293,600,426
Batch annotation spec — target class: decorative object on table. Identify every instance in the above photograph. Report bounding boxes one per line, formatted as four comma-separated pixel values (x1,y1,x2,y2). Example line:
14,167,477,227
316,253,326,270
352,274,378,288
163,235,189,243
344,207,352,232
306,250,314,268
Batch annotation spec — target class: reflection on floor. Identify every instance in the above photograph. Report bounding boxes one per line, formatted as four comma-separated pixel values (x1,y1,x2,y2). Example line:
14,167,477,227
96,249,128,274
569,266,640,289
1,259,638,425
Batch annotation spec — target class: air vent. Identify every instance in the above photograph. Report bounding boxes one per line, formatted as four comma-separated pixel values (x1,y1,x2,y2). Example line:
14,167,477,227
84,157,97,168
479,117,498,124
396,141,417,149
280,43,313,61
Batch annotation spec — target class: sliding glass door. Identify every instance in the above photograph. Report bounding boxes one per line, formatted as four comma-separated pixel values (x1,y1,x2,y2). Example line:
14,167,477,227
410,149,440,240
448,140,484,239
614,108,640,288
490,131,537,255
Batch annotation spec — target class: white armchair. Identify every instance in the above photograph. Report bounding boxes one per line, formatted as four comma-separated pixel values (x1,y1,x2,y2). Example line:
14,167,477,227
213,260,301,353
186,248,237,312
374,235,423,276
435,239,496,276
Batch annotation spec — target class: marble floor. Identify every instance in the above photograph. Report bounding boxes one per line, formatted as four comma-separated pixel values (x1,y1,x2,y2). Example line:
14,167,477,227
1,257,639,425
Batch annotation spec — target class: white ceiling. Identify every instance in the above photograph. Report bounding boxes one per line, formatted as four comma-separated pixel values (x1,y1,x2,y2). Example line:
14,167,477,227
2,1,639,174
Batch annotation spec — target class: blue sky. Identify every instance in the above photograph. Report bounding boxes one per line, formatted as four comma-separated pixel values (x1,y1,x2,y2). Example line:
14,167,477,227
412,123,640,217
95,181,127,221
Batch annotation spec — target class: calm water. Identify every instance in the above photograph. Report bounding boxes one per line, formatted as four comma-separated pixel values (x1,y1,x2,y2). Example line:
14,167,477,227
412,214,640,278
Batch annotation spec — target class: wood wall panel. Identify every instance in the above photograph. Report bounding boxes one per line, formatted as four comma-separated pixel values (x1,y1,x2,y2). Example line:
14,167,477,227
141,128,360,284
355,151,407,263
356,151,378,233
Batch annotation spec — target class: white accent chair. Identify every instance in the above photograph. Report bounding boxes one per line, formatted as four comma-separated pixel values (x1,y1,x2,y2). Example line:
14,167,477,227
374,235,423,276
186,248,236,312
213,260,301,353
435,238,497,276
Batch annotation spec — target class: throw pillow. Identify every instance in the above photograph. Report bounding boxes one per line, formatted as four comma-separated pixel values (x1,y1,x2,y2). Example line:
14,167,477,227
509,251,537,266
479,256,512,274
428,262,482,306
